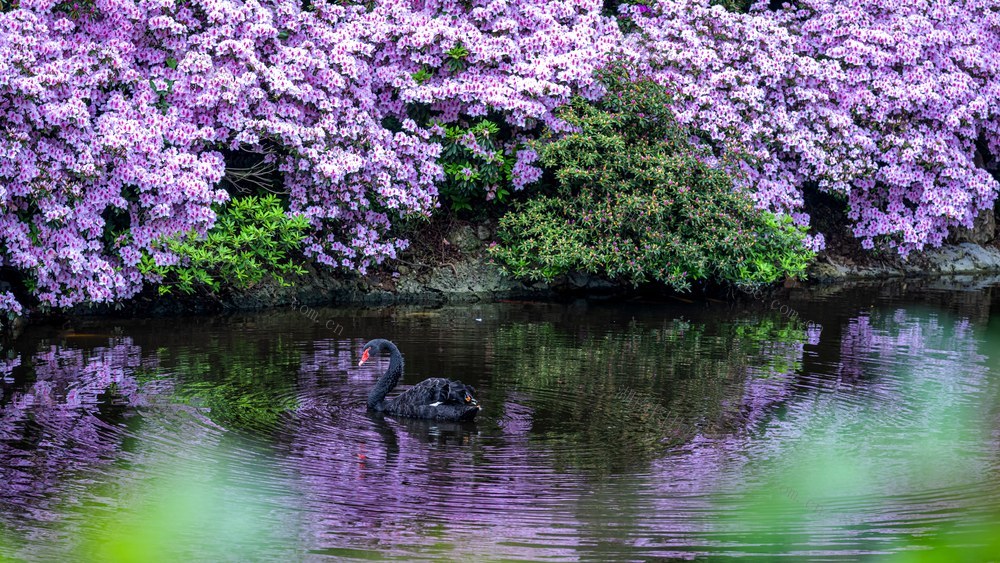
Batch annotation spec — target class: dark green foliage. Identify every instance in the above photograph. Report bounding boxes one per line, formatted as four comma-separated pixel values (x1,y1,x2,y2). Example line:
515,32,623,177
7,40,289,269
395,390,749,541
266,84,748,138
52,0,95,18
603,0,754,19
445,42,470,73
411,66,433,85
603,0,658,33
435,119,516,212
140,194,309,295
491,66,814,291
710,0,754,12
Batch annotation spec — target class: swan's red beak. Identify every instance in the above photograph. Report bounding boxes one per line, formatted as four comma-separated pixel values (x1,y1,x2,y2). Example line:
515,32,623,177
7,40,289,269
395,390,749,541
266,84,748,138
358,348,370,366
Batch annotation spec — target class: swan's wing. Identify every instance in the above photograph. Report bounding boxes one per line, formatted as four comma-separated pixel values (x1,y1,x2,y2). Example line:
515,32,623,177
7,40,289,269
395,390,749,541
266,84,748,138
385,378,482,421
391,378,450,408
407,378,454,403
396,377,478,406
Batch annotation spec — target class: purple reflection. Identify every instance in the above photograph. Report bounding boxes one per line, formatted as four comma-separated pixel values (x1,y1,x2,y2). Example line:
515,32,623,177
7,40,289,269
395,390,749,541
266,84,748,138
279,407,587,559
0,339,157,554
1,356,20,382
0,301,995,561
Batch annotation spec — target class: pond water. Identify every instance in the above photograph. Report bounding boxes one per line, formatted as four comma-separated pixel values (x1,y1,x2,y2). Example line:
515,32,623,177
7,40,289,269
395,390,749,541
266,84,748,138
2,280,1000,560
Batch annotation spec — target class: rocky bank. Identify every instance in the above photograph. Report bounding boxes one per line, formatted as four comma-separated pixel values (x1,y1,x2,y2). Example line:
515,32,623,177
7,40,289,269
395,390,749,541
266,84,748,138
218,218,1000,312
6,216,1000,333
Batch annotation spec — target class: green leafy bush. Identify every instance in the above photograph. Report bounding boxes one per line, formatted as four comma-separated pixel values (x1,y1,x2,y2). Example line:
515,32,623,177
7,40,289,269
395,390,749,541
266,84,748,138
435,118,517,212
140,195,309,295
491,66,814,291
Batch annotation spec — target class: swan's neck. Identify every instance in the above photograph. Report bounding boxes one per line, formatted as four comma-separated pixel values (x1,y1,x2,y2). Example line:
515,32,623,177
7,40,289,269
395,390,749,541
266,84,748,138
367,343,403,410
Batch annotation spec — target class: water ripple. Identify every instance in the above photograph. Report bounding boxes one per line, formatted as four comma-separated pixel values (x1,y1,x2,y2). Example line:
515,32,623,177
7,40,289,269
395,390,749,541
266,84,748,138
1,290,1000,559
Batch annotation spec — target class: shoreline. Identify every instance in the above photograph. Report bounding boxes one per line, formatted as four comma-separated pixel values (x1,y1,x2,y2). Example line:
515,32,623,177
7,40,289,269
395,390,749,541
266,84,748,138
809,242,1000,283
5,237,1000,343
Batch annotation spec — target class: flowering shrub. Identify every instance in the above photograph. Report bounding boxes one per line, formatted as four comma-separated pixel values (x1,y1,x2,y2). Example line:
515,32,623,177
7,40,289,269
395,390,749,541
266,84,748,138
624,0,1000,254
0,1,229,310
433,118,517,212
2,0,999,312
1,290,21,319
0,0,620,312
492,69,814,290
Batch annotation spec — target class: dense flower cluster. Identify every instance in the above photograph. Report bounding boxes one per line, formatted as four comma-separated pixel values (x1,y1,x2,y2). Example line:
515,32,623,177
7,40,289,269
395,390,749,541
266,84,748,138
625,0,1000,254
0,0,619,311
1,2,228,309
1,291,21,316
2,0,999,313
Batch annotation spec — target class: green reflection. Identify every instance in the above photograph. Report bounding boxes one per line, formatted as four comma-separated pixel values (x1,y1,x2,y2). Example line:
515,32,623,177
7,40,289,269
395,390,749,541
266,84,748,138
493,312,809,473
149,335,304,433
719,306,1000,558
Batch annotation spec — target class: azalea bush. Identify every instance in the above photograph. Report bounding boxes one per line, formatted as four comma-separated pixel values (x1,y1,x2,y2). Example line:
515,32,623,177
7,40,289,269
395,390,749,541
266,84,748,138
623,0,1000,254
491,68,814,290
1,0,999,314
432,118,517,212
0,0,619,313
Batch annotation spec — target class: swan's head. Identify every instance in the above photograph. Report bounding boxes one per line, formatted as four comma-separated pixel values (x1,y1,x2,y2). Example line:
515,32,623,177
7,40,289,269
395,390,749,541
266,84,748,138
462,394,482,419
451,384,481,411
358,339,392,366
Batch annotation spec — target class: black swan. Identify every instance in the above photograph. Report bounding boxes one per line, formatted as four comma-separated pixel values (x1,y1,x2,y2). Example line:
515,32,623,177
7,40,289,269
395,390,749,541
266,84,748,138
359,339,481,422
